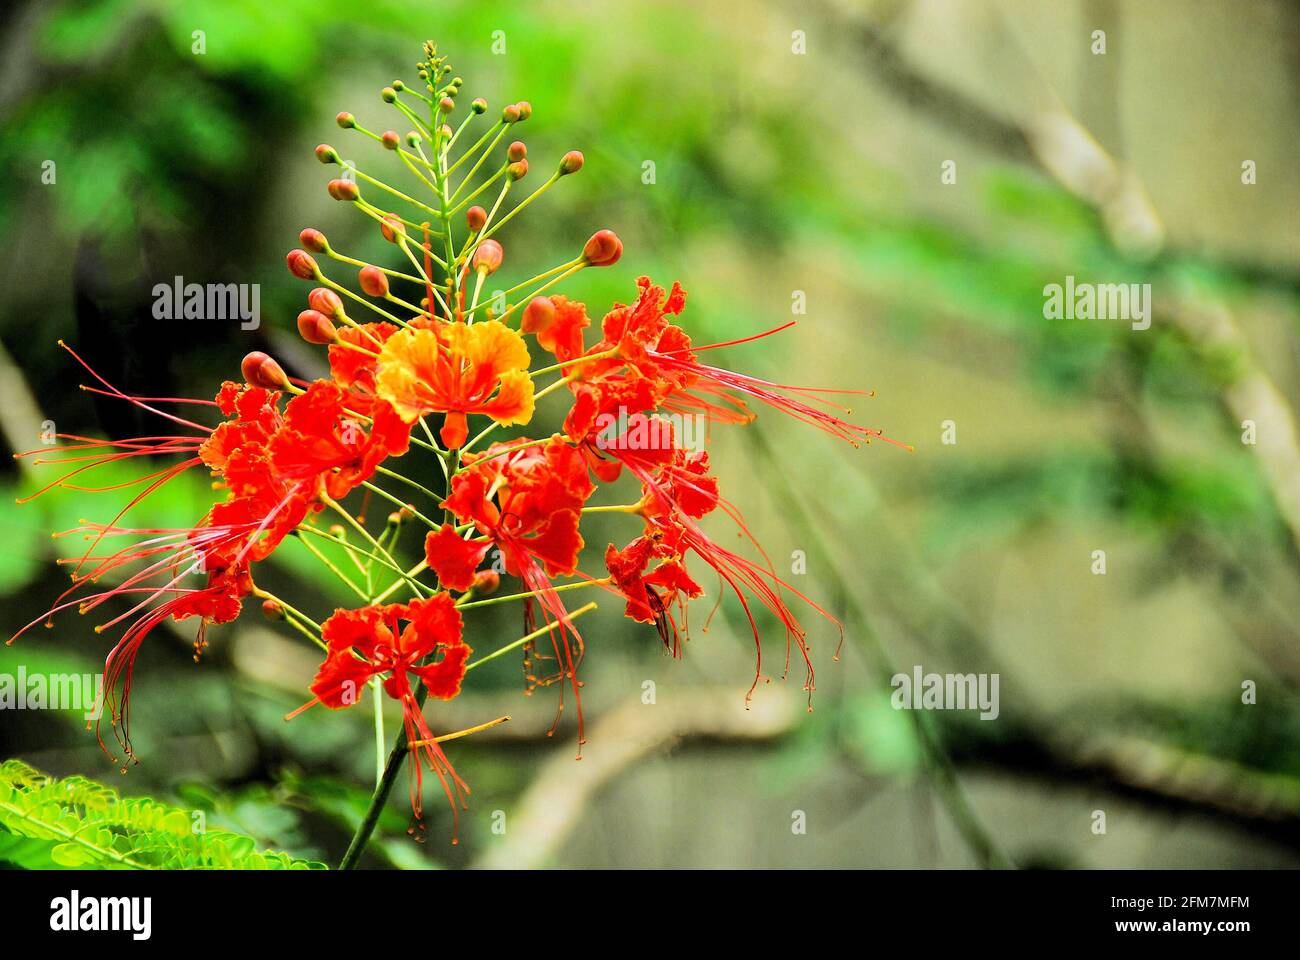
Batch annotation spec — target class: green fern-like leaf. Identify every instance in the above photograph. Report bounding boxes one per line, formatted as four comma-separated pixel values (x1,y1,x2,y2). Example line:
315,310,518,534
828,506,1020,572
0,760,326,870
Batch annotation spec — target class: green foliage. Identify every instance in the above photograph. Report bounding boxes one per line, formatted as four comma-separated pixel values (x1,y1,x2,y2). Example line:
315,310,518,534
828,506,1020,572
0,760,325,869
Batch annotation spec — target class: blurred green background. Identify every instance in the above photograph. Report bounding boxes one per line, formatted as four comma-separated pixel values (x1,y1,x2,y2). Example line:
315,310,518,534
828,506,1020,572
1,0,1299,868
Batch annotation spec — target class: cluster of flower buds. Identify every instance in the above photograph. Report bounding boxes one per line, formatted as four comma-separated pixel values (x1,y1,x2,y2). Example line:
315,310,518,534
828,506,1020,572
12,41,905,845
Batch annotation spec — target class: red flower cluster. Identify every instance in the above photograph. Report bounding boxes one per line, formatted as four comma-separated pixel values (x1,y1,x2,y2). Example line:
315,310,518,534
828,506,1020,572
12,42,905,845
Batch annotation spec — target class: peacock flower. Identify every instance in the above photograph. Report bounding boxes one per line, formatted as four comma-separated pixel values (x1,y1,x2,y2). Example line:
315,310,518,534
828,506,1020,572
374,322,535,448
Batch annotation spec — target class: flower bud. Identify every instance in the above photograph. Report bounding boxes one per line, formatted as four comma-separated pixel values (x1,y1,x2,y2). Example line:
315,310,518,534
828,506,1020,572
315,144,340,164
471,97,487,114
328,179,360,202
336,111,356,129
471,569,501,596
502,103,521,123
286,249,320,280
261,599,285,621
466,206,487,232
521,296,556,335
375,215,403,244
507,158,529,182
308,287,344,319
439,96,455,113
516,101,532,121
582,229,623,266
298,229,329,253
559,150,584,175
359,266,390,297
472,240,504,275
439,124,453,140
381,87,397,103
242,351,289,390
381,130,401,150
508,140,527,162
296,309,337,344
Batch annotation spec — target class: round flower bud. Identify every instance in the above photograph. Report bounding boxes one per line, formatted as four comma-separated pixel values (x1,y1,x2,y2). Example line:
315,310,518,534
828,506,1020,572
582,229,623,266
507,158,529,182
315,144,340,165
471,569,501,596
472,239,504,275
471,97,487,114
521,296,556,335
298,229,329,254
261,599,285,621
241,351,289,390
381,130,401,150
466,206,487,232
438,124,453,140
559,150,584,175
381,87,397,103
508,140,527,162
359,266,390,297
296,309,337,344
328,178,360,202
406,131,422,148
516,101,532,121
380,214,406,243
308,287,344,318
502,103,521,123
439,96,455,113
392,79,406,91
336,112,356,129
286,249,320,280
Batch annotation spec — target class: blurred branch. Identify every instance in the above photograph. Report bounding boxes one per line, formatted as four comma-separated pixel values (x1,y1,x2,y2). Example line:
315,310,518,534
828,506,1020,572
835,1,1300,561
472,688,800,870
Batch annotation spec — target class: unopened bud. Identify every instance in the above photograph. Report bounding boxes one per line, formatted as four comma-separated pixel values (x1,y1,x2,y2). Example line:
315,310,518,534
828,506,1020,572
381,130,401,150
308,287,344,319
582,229,623,266
521,296,556,335
242,352,289,390
380,214,406,243
559,150,584,175
466,206,487,232
472,240,504,275
439,124,453,140
336,112,356,129
315,144,340,165
508,141,527,162
359,266,390,297
261,599,285,620
298,229,329,254
439,96,455,113
286,249,320,280
471,97,487,114
381,87,397,103
507,158,529,182
297,310,337,344
516,101,532,121
328,179,360,202
502,103,521,123
471,569,501,596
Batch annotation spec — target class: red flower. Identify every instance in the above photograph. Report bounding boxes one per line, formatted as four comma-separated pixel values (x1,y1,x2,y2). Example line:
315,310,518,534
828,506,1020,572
555,277,910,449
604,537,702,656
292,594,472,826
375,321,535,449
267,379,411,500
424,435,594,744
